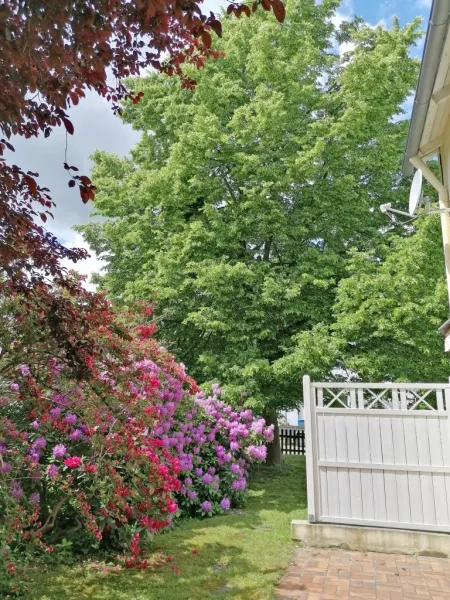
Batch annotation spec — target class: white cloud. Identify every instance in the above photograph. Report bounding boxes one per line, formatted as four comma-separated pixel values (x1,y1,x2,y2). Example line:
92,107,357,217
60,233,106,291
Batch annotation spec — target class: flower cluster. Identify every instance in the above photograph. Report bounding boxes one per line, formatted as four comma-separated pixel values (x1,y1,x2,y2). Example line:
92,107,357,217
0,281,270,596
160,389,274,517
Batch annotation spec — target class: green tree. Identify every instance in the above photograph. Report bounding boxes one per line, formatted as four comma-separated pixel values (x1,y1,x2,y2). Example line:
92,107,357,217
276,215,450,384
80,0,421,463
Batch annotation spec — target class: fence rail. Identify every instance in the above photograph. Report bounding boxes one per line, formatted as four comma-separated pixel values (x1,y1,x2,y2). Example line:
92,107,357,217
280,426,305,455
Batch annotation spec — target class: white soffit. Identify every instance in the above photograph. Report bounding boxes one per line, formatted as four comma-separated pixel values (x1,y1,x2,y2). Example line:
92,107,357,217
420,28,450,157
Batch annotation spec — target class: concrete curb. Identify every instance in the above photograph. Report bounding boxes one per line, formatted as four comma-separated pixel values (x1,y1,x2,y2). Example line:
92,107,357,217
291,520,450,557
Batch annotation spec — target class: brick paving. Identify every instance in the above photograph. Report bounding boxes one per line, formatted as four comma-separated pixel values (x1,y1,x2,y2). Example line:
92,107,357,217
276,548,450,600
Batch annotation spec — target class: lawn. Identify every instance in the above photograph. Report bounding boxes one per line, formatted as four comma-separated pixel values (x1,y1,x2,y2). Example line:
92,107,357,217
28,456,306,600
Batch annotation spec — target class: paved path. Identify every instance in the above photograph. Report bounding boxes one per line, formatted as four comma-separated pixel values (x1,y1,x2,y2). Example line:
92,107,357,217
276,548,450,600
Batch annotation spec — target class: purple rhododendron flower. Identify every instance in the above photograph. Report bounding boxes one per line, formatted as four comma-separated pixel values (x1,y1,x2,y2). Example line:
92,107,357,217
29,450,40,463
31,420,40,429
29,492,40,505
47,464,59,478
194,468,203,477
10,383,19,392
201,501,212,513
10,481,23,499
187,490,197,500
52,444,67,458
50,407,62,419
248,444,267,461
185,477,192,486
202,473,213,485
263,425,274,442
232,479,246,491
33,437,46,450
65,414,77,425
220,498,231,511
19,364,31,376
69,429,83,441
0,462,11,474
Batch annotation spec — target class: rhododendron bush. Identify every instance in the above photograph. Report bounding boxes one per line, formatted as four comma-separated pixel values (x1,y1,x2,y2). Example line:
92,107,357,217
0,278,269,595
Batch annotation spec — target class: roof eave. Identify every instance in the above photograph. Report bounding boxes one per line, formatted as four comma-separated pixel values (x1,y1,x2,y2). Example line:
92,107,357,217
402,0,450,176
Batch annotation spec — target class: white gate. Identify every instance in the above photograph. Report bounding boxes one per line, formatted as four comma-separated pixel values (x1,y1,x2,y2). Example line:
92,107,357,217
304,376,450,533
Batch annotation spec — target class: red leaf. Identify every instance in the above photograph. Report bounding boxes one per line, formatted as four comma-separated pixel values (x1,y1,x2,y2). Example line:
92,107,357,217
69,91,79,106
68,180,76,188
243,5,251,17
272,0,286,22
202,31,212,49
261,0,270,10
209,19,222,37
252,2,258,11
62,117,74,135
28,178,37,196
40,213,47,223
226,4,234,13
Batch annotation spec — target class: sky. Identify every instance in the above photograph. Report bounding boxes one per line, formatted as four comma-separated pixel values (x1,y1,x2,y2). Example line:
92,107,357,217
10,0,434,288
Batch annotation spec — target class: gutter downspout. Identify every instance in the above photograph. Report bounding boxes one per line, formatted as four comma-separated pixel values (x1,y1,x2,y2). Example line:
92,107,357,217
403,0,450,176
409,155,450,309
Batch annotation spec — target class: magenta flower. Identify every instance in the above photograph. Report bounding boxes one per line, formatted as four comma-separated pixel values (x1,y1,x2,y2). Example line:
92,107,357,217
19,364,31,376
10,383,19,392
194,468,203,477
64,456,82,468
202,473,214,485
31,420,40,429
201,501,212,513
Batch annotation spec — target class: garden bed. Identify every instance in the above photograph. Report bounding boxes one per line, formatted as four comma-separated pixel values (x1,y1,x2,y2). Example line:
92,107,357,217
29,457,306,600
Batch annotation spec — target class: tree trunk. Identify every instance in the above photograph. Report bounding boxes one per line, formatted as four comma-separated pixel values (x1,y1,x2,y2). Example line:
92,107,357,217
264,408,283,466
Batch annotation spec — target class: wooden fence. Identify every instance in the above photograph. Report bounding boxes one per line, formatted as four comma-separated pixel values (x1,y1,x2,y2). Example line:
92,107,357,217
280,426,305,455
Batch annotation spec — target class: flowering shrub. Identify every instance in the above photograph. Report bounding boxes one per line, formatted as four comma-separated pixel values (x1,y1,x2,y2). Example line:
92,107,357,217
0,278,269,596
165,387,274,518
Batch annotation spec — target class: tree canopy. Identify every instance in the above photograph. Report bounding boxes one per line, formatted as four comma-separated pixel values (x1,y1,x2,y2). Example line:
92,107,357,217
276,214,450,384
80,0,421,420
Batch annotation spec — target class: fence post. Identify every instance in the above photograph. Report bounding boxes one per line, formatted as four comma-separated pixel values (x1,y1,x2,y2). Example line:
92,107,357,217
303,375,317,523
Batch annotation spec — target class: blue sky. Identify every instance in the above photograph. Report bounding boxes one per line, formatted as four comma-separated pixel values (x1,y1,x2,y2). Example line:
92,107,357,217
11,0,434,285
352,0,431,28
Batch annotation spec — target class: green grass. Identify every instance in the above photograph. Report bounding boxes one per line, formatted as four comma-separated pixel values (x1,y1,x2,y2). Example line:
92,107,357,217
28,456,307,600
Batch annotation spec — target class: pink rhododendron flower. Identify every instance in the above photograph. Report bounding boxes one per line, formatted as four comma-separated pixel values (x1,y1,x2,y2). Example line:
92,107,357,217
64,456,82,468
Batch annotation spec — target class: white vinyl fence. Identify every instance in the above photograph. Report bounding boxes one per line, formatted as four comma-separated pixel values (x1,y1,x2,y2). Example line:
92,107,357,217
303,376,450,533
